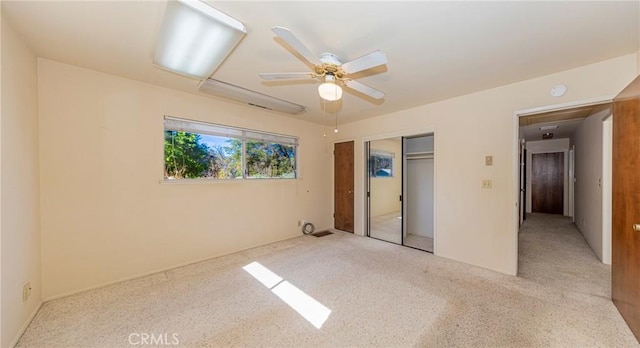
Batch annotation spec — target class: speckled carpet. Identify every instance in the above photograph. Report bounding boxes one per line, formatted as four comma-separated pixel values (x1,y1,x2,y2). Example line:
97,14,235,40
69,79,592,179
16,213,638,347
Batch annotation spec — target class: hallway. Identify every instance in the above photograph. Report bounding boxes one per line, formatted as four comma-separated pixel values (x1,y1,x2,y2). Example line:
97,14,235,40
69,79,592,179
517,213,635,345
519,213,611,297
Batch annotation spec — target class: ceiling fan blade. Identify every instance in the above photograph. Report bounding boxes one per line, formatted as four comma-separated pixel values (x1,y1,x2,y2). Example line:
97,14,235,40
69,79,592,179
343,79,385,99
341,50,387,75
272,26,322,66
259,72,315,80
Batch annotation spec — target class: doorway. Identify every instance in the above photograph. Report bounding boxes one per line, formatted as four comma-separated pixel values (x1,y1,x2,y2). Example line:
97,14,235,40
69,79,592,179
514,100,614,269
334,141,354,233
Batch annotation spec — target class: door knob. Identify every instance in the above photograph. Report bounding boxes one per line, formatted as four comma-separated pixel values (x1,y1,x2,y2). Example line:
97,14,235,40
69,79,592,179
634,223,640,232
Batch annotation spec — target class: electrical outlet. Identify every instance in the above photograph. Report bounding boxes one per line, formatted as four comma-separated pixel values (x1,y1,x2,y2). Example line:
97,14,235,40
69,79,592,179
297,220,302,227
482,180,492,189
22,282,31,302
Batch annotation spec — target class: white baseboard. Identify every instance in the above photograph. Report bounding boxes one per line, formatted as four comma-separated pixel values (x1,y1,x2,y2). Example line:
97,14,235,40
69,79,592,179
9,301,43,348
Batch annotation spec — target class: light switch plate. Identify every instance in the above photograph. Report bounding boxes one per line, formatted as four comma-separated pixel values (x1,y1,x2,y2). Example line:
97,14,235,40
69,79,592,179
482,180,492,189
485,156,493,166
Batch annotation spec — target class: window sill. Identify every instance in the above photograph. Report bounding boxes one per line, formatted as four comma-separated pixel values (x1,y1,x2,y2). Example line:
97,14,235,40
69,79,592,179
159,178,300,184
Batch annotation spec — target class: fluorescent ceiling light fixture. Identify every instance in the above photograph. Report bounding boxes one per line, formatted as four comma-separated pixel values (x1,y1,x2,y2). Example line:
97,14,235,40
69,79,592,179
154,0,246,79
199,78,306,115
539,125,559,131
318,75,343,101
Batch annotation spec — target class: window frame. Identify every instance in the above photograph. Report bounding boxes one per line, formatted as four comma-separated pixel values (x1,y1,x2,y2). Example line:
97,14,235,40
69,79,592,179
163,116,299,182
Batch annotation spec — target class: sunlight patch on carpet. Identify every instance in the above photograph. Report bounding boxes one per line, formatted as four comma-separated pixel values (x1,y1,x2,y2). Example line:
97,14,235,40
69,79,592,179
243,261,331,329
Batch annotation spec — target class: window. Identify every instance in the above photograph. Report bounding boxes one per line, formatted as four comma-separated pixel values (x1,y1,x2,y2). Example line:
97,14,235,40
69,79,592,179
164,116,298,180
369,150,394,177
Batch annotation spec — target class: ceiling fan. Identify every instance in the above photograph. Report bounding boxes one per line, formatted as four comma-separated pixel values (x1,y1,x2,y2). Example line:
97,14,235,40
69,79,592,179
259,27,387,102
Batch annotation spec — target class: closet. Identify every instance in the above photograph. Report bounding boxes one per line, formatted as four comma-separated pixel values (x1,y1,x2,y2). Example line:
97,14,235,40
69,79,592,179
366,134,434,252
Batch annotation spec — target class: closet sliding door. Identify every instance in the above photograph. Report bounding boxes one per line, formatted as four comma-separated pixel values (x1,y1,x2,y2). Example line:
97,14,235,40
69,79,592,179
366,138,403,245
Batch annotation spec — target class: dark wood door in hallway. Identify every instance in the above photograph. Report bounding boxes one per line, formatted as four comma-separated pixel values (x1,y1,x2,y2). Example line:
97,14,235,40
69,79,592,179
612,74,640,342
531,152,564,214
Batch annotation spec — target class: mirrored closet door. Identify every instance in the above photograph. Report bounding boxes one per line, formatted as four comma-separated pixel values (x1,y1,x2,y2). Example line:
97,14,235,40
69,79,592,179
366,134,434,253
366,138,403,244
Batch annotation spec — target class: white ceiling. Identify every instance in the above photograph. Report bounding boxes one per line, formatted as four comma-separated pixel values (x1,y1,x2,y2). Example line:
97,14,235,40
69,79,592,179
2,1,638,125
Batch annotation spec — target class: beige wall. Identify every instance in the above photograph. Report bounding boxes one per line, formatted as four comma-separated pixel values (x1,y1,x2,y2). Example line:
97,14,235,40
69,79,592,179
370,139,401,217
1,14,42,347
1,9,4,345
573,108,611,264
335,54,637,275
38,59,332,300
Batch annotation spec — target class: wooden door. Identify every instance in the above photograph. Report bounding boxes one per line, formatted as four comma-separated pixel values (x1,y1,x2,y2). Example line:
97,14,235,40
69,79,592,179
531,152,564,214
334,141,354,232
612,75,640,341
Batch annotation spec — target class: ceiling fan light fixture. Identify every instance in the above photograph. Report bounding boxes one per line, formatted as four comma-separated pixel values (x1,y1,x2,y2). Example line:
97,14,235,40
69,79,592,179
318,75,343,101
153,0,247,79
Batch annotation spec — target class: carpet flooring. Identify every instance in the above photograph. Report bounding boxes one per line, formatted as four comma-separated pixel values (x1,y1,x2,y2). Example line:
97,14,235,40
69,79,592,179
16,213,638,347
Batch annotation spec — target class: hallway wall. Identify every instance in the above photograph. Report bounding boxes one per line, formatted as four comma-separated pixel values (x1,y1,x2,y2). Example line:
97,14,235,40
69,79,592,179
572,108,611,264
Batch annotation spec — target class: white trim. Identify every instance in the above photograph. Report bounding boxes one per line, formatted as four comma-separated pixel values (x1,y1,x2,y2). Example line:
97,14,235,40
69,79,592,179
362,126,436,143
512,96,613,276
513,96,614,117
569,146,575,220
511,108,520,275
